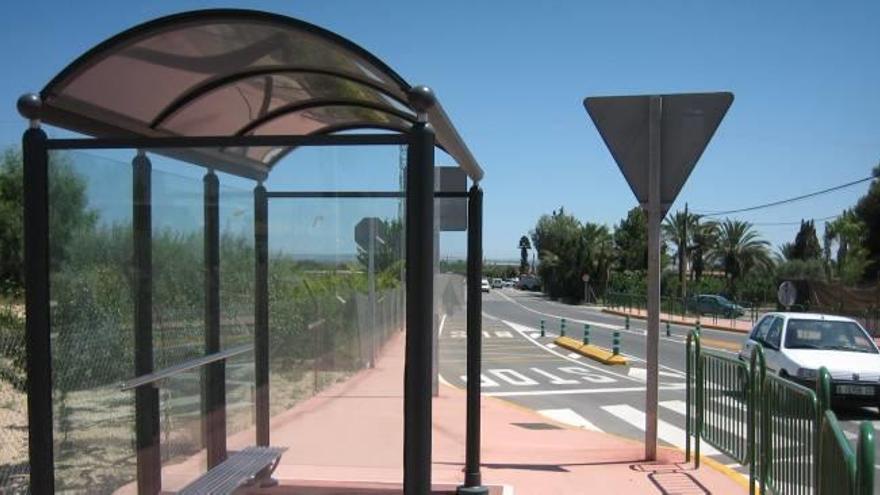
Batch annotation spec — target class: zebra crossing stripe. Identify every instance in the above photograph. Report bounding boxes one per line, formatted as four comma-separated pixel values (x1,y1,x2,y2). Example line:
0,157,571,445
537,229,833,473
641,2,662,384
601,404,720,455
538,408,602,432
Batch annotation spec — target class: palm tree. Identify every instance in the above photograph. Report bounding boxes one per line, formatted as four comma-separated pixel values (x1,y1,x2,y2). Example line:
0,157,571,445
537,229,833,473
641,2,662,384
662,209,698,296
583,223,615,298
716,219,772,291
691,219,719,282
518,235,531,274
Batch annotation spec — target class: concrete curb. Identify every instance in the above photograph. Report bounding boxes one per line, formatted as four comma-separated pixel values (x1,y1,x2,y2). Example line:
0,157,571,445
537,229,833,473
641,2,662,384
553,336,627,365
601,308,751,334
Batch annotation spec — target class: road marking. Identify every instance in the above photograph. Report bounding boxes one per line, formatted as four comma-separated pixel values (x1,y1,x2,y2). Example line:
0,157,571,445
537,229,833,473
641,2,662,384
500,319,643,383
438,313,447,337
483,331,491,338
488,369,539,386
659,400,687,416
566,352,583,360
627,368,685,381
538,408,603,432
494,330,513,338
529,367,580,385
546,343,557,349
559,366,617,384
459,374,500,387
602,404,720,455
483,384,685,397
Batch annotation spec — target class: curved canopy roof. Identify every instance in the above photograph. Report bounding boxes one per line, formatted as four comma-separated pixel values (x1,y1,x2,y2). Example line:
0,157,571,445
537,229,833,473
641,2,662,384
37,9,482,181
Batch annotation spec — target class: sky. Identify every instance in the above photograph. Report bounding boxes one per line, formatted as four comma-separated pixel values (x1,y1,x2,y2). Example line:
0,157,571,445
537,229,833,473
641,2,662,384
1,1,878,261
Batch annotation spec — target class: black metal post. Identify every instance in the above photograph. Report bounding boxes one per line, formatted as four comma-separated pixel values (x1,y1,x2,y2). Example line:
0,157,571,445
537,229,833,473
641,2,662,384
22,115,54,493
254,183,270,446
133,151,161,494
404,119,435,495
458,185,488,494
203,170,226,467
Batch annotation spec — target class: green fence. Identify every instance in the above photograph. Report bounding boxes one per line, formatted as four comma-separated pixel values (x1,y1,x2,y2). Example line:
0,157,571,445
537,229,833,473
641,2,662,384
685,329,876,495
607,291,762,324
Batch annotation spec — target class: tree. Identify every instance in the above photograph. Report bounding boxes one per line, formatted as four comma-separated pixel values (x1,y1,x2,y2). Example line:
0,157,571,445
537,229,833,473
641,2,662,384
691,219,719,282
356,218,403,275
518,235,531,273
531,207,588,300
0,147,96,294
855,164,880,279
715,219,772,292
582,222,614,298
824,210,869,284
613,207,648,272
790,219,822,260
662,209,698,296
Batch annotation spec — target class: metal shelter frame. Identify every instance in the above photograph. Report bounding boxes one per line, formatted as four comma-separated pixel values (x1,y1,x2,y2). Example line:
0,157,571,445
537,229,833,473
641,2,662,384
18,9,487,495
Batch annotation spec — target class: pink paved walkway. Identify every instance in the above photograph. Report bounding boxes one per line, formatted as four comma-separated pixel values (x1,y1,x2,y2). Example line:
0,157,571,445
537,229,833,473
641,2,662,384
156,331,746,494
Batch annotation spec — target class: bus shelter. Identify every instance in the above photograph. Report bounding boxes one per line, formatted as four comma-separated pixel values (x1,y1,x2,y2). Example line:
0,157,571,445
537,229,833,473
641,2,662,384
17,10,487,495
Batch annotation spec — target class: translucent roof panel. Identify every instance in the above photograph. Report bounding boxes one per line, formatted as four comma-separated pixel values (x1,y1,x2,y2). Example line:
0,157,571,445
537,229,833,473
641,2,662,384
37,9,482,181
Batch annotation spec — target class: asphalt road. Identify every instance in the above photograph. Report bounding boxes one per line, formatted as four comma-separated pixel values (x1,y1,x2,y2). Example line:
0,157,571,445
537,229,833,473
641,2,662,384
437,288,880,491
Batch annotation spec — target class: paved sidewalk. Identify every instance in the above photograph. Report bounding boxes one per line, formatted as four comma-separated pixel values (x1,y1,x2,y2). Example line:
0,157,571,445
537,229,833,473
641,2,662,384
157,330,746,494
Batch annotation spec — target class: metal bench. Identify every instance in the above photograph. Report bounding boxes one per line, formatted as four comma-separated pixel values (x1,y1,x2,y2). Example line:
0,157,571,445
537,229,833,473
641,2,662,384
178,446,286,495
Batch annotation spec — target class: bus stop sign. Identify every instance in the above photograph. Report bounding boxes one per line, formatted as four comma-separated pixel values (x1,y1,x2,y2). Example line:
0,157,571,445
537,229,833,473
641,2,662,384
583,92,733,213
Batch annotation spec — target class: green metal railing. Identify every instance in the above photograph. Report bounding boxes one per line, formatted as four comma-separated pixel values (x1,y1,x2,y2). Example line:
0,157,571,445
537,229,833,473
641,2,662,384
685,329,876,495
606,291,762,324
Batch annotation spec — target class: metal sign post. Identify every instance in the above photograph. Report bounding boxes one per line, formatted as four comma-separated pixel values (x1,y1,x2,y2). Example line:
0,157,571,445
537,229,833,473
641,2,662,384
356,217,386,367
584,92,733,460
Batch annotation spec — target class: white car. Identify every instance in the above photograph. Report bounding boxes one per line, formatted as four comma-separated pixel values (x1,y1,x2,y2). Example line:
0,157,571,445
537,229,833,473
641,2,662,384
481,278,490,292
738,312,880,410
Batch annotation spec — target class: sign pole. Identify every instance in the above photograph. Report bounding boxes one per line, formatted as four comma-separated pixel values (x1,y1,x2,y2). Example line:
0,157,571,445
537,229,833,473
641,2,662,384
645,95,662,460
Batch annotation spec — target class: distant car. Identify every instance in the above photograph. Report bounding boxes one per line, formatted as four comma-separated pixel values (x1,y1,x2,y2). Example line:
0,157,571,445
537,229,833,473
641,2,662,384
481,278,490,292
688,294,745,318
502,280,515,288
491,278,503,289
737,312,880,411
517,275,541,291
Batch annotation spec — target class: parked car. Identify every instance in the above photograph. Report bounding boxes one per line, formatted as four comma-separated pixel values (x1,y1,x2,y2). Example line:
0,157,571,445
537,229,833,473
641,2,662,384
481,278,490,292
688,294,745,318
737,313,880,410
491,278,503,289
516,275,541,291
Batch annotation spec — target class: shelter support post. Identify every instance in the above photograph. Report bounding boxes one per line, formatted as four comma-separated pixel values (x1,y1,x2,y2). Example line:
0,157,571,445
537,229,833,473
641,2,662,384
23,124,54,494
404,121,435,495
203,170,226,467
645,96,662,461
458,185,488,494
133,151,162,494
254,183,270,446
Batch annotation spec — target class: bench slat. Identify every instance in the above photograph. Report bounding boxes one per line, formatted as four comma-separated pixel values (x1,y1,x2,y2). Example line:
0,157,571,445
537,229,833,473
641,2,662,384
178,446,285,495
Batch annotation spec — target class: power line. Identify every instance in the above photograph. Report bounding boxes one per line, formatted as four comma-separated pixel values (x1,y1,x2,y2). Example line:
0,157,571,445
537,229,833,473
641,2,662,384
750,214,840,226
695,176,873,217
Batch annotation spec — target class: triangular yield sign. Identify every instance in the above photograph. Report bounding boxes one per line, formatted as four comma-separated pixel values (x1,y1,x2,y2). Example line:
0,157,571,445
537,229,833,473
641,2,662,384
583,93,733,213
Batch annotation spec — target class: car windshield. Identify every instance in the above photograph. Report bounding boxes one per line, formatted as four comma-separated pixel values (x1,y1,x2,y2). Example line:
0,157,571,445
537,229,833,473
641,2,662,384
784,319,878,353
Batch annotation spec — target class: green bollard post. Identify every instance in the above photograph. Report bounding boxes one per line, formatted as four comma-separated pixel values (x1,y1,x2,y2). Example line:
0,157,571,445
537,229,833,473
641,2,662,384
540,319,545,338
560,318,566,337
665,320,671,337
625,314,630,330
583,324,590,345
613,331,620,355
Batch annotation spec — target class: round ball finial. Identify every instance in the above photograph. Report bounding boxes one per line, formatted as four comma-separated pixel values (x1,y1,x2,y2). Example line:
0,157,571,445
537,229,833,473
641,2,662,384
408,85,436,113
17,93,42,120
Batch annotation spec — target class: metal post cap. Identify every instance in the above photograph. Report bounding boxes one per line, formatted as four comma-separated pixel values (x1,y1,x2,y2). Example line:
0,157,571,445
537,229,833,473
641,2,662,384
408,85,437,112
17,93,42,120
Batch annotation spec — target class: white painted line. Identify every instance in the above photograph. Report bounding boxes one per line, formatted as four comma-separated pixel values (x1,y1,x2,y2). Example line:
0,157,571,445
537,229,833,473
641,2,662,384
483,384,685,397
602,404,719,455
660,399,687,416
459,374,500,388
438,313,448,337
628,368,647,381
438,374,453,387
538,408,603,432
566,352,583,360
529,333,540,338
500,319,643,384
530,367,579,385
482,331,490,338
494,330,513,338
488,369,539,386
546,343,557,349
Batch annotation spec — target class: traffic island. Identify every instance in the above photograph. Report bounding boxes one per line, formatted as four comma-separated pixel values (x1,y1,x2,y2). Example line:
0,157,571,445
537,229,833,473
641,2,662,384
554,336,628,365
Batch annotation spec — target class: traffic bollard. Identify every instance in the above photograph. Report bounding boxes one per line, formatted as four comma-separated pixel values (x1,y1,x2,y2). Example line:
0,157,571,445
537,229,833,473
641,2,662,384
540,319,545,337
583,324,590,345
560,318,566,337
613,331,620,355
665,321,671,337
695,321,701,334
625,314,630,330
